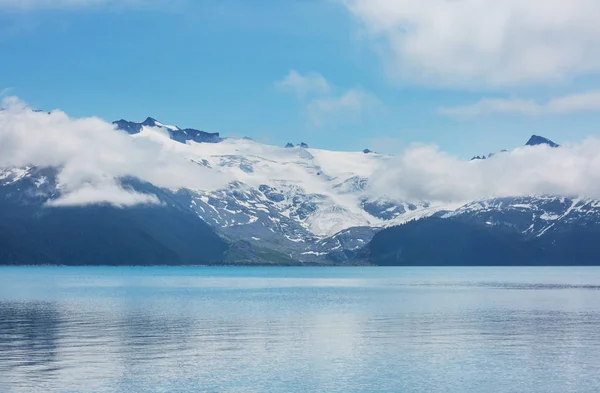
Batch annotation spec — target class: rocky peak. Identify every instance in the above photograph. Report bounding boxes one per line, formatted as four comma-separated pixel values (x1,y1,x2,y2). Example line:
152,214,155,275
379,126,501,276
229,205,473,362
112,119,142,135
526,135,559,148
141,117,159,127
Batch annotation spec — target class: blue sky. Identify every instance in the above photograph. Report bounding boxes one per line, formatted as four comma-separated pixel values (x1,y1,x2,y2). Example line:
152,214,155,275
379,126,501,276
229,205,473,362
2,0,600,158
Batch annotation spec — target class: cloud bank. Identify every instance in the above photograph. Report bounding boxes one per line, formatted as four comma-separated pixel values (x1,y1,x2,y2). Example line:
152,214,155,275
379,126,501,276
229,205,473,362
0,97,228,207
370,139,600,204
343,0,600,87
440,91,600,117
5,98,600,209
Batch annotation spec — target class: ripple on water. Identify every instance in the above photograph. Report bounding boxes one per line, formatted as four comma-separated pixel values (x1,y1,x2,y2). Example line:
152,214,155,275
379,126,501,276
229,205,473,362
0,267,600,392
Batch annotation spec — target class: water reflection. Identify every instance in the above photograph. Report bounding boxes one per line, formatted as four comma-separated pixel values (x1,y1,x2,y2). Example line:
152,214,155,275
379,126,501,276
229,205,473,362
0,301,61,383
0,267,600,392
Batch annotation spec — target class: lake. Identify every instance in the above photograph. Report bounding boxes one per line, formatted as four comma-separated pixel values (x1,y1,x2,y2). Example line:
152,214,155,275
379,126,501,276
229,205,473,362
1,266,600,392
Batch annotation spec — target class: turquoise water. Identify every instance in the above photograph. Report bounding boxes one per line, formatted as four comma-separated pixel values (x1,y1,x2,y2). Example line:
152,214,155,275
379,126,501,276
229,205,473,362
1,267,600,392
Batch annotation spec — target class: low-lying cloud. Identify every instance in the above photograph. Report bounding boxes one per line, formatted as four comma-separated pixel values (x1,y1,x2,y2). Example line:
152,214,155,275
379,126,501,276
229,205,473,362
46,183,160,207
0,97,228,207
370,139,600,204
4,96,600,208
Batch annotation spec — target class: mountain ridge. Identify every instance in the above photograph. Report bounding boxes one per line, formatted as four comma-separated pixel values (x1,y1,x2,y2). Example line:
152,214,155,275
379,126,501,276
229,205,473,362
3,110,598,266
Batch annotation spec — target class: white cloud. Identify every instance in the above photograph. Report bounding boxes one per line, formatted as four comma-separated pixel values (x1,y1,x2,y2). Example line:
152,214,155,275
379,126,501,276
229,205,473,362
46,183,160,207
439,98,541,117
307,88,382,127
440,91,600,117
0,97,229,207
546,91,600,114
275,70,382,127
343,0,600,87
275,70,331,98
370,139,600,204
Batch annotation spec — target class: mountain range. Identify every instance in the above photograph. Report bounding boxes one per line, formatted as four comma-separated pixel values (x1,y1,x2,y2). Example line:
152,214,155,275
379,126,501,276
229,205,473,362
1,113,598,266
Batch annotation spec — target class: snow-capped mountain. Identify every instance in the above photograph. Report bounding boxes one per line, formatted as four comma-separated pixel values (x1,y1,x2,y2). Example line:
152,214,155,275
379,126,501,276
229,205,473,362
4,110,600,266
113,117,222,143
363,194,600,266
440,136,588,239
0,113,444,263
359,133,600,265
444,196,600,237
108,117,436,261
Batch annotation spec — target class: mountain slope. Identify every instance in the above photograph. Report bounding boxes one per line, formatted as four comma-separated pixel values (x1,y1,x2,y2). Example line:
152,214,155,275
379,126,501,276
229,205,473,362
364,217,531,266
113,118,437,261
364,195,600,266
0,167,229,265
4,110,597,266
364,214,600,266
444,196,600,237
360,135,600,266
0,166,344,266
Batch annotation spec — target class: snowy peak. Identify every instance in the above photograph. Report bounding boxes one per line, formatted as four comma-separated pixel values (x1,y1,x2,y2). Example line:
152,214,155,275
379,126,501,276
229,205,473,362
526,135,559,148
140,117,175,129
112,119,143,135
471,135,558,160
141,117,158,127
172,128,221,144
113,117,221,144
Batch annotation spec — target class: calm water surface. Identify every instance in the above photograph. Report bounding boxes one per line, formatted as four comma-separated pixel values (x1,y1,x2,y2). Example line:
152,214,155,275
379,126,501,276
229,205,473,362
1,267,600,392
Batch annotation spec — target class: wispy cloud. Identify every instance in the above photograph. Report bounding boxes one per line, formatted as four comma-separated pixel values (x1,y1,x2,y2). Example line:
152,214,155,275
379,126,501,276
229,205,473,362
0,97,229,207
307,88,382,127
274,70,331,98
275,71,382,127
439,91,600,117
343,0,600,87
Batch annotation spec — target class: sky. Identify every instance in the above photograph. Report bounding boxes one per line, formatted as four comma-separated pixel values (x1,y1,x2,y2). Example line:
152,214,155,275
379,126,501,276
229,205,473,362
2,0,600,158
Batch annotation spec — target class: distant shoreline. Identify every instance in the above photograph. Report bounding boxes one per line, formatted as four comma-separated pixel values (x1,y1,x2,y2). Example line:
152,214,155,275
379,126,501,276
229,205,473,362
1,264,599,267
